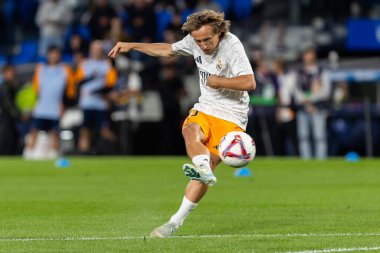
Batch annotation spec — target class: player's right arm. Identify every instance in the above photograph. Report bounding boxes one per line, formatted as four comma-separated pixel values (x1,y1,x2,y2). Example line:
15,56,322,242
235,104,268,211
108,42,176,58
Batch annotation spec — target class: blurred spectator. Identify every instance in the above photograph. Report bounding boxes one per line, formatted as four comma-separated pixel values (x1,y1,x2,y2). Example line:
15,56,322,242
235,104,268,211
248,50,279,156
63,33,88,67
231,0,253,20
86,0,117,40
260,0,289,51
16,0,39,38
15,80,37,148
0,65,21,154
103,17,128,53
272,58,298,156
0,0,15,55
35,0,73,57
122,0,157,43
194,0,222,12
110,56,143,154
294,48,331,160
75,40,118,154
23,46,75,159
332,81,349,109
167,10,183,30
158,64,187,154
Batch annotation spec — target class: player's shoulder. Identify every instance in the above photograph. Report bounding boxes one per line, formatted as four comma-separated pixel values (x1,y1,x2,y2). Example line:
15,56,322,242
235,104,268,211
222,33,243,46
181,33,196,46
221,33,245,52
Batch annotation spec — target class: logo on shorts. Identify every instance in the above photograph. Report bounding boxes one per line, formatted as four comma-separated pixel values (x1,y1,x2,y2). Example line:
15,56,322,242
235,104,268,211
216,59,223,71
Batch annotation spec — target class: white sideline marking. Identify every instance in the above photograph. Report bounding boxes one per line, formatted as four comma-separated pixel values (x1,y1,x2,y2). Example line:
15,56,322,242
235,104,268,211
285,246,380,253
0,233,380,242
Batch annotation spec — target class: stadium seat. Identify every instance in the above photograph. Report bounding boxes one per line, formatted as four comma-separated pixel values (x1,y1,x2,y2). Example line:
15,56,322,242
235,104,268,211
215,0,230,12
2,0,15,25
232,0,252,20
0,54,6,67
11,40,38,65
156,9,173,42
16,0,39,29
181,8,194,23
64,26,92,45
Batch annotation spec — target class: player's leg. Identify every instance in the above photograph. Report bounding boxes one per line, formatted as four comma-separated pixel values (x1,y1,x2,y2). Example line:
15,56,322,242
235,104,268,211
150,157,220,238
150,115,214,238
297,111,312,159
23,128,38,159
49,131,59,151
78,127,90,152
182,122,217,185
311,110,327,159
47,130,59,159
183,152,221,202
23,118,41,159
150,111,228,238
26,129,38,150
182,123,210,158
47,120,60,159
99,110,116,141
169,113,225,219
168,134,220,226
78,109,92,153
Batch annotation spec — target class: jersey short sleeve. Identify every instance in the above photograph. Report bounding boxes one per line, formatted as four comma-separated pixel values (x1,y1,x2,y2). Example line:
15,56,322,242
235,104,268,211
229,43,253,76
171,34,194,56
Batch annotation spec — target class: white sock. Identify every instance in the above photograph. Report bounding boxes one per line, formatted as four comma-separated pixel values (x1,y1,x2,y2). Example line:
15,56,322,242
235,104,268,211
170,196,198,227
192,154,212,172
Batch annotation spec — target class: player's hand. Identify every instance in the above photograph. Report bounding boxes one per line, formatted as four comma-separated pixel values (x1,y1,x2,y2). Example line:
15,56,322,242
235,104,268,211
207,75,220,89
108,42,133,58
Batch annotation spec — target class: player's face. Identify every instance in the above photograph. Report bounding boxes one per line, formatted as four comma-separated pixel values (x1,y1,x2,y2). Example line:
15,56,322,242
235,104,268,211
191,25,221,55
48,50,61,65
303,49,316,65
90,41,104,59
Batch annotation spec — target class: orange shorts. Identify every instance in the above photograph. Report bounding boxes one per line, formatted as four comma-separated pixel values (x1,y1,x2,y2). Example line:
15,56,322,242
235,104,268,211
183,109,244,156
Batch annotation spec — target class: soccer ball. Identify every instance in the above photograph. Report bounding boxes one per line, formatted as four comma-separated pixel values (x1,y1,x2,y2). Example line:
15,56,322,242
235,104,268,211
218,131,256,168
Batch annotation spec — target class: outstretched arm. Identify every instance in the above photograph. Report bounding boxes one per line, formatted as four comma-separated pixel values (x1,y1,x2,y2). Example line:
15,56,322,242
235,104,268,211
108,42,177,58
207,74,256,91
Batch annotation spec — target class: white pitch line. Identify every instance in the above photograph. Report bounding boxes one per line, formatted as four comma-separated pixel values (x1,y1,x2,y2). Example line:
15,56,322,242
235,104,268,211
1,233,380,242
0,236,143,242
284,246,380,253
175,233,380,239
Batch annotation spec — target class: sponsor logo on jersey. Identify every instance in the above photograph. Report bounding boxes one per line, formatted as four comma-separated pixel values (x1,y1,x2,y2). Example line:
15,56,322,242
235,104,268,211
199,69,211,86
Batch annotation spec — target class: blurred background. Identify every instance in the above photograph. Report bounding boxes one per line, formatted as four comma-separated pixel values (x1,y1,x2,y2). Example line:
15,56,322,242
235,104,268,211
0,0,379,159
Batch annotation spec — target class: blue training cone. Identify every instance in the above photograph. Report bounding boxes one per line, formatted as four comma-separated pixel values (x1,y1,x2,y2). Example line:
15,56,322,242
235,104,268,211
345,151,360,162
55,157,71,168
234,167,252,177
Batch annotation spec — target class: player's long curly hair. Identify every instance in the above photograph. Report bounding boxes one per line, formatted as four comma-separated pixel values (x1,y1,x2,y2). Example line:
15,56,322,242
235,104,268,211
181,10,230,39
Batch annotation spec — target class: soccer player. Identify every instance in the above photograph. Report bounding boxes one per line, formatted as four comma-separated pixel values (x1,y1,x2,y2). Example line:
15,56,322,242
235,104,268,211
108,10,255,237
24,46,75,159
76,40,118,153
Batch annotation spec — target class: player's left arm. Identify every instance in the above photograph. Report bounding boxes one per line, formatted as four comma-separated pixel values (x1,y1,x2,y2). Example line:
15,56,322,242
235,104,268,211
207,42,256,91
207,74,256,91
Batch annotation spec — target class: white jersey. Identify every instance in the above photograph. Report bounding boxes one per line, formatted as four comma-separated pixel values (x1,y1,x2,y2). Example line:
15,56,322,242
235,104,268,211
172,32,253,130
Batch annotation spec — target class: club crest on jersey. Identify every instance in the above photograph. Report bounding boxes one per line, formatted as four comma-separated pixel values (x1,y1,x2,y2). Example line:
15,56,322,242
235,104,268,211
216,59,223,71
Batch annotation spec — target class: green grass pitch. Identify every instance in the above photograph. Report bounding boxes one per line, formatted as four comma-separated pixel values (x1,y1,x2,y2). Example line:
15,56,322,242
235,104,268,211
0,157,380,252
